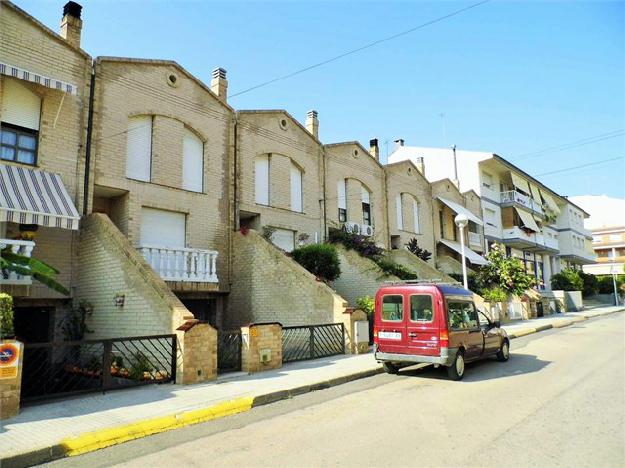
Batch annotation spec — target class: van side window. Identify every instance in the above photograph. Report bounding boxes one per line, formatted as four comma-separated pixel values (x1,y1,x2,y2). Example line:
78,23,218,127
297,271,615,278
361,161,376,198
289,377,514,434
382,295,403,322
447,301,479,330
410,295,433,322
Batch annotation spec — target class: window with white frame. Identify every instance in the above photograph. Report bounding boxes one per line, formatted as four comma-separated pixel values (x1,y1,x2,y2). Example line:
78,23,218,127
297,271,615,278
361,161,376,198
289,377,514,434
337,179,347,222
609,233,621,242
182,128,204,192
255,154,270,205
290,161,303,212
484,208,497,227
0,79,41,166
361,185,371,225
412,198,420,233
481,172,493,190
126,115,153,181
396,194,404,230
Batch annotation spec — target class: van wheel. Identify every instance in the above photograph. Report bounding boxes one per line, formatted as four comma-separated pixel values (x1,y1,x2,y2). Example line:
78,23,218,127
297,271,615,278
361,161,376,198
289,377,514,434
447,351,465,381
497,340,510,362
383,362,399,375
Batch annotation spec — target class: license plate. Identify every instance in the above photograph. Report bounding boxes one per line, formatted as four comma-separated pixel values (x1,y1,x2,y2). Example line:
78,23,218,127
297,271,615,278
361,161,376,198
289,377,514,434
378,331,401,340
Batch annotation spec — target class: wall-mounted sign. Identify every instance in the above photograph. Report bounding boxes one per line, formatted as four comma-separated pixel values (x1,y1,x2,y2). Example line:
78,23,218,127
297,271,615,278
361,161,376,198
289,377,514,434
0,342,22,379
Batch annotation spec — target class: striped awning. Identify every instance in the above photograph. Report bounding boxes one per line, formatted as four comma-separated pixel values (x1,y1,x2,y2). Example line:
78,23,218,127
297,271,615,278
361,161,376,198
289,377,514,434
439,239,488,266
0,164,80,230
0,62,78,96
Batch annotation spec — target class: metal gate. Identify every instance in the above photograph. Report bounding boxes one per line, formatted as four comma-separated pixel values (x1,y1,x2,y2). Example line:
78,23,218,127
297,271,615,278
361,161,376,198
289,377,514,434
21,334,177,404
282,323,345,363
217,330,241,373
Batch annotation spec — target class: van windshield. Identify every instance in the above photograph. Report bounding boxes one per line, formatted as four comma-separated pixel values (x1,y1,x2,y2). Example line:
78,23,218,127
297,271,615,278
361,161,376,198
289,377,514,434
410,295,433,322
382,295,403,321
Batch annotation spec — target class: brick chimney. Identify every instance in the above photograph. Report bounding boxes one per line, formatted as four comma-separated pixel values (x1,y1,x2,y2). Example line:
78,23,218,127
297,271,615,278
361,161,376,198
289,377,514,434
415,156,425,177
394,138,405,149
305,110,319,139
60,2,83,49
369,138,379,161
210,68,228,102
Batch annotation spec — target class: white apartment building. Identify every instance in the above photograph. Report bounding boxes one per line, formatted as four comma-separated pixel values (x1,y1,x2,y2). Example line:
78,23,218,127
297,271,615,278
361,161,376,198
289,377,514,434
389,142,595,290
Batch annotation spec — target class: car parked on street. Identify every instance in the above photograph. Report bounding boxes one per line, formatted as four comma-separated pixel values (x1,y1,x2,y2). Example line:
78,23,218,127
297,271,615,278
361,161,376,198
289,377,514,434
373,282,509,380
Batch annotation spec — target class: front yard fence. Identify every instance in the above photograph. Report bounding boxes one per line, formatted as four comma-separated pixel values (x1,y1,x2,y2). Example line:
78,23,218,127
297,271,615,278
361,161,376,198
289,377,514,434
282,323,345,363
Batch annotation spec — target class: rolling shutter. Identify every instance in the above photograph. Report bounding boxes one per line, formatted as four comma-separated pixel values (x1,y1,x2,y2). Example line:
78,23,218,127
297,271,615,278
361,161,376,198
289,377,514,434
413,198,420,233
182,129,203,192
126,116,152,181
1,79,41,130
255,155,270,205
337,179,347,210
140,207,186,248
290,162,303,212
271,228,295,252
396,194,403,230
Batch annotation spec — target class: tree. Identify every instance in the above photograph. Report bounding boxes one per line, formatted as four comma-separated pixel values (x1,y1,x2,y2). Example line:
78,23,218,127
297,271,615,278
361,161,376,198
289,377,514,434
475,243,536,297
550,268,583,292
405,238,432,262
1,246,69,295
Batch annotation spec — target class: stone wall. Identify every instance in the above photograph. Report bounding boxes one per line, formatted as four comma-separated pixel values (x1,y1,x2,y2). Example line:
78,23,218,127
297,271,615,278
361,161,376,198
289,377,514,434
387,249,458,284
241,323,282,373
177,321,217,384
226,230,347,327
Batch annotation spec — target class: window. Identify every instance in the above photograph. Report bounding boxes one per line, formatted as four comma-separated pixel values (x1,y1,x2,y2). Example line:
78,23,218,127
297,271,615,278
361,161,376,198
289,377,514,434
481,172,493,189
140,207,186,248
270,228,295,252
592,236,601,244
412,198,420,233
362,186,371,225
255,155,270,205
447,301,478,330
126,115,153,181
382,295,403,322
182,128,203,192
610,234,621,242
484,208,497,227
396,194,403,230
410,295,433,322
337,179,347,221
0,124,37,165
290,162,303,212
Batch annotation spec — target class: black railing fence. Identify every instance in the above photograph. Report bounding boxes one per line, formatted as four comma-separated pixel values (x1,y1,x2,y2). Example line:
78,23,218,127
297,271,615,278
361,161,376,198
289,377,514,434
282,323,345,363
217,330,242,373
21,334,177,403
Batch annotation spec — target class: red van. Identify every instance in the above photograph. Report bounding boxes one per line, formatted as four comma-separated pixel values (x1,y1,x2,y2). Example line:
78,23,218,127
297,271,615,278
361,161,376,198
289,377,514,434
373,282,509,380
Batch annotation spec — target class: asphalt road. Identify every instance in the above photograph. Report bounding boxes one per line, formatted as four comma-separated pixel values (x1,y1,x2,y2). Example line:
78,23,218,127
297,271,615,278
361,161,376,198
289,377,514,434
47,313,625,467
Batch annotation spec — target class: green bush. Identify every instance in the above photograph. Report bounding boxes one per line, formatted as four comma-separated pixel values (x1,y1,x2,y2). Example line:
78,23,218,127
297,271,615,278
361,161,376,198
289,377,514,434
475,243,536,296
596,275,625,294
291,243,341,282
480,287,508,303
550,268,583,291
375,258,419,280
579,271,599,297
327,228,384,260
0,293,14,339
356,296,374,317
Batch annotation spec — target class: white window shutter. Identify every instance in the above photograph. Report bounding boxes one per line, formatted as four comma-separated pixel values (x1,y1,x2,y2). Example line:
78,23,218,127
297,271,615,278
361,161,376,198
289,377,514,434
182,129,203,192
337,179,347,209
361,185,370,204
271,228,295,252
290,162,303,212
126,116,152,181
140,208,185,248
413,198,420,233
255,155,270,205
1,79,41,130
396,194,403,230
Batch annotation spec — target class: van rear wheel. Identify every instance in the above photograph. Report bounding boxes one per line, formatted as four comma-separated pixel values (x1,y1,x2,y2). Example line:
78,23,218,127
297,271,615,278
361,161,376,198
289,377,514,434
447,351,465,381
497,340,510,362
383,362,399,374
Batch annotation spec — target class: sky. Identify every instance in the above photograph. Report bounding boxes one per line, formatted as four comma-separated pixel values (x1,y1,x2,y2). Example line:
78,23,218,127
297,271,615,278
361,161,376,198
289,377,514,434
17,0,625,198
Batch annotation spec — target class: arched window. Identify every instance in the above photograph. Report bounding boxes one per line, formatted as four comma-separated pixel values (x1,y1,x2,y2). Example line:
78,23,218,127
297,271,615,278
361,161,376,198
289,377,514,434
255,154,270,205
182,128,203,192
290,161,303,212
126,115,152,181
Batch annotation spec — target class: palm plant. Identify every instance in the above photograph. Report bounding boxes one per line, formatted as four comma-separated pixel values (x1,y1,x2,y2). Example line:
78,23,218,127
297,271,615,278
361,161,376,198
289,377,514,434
1,246,69,295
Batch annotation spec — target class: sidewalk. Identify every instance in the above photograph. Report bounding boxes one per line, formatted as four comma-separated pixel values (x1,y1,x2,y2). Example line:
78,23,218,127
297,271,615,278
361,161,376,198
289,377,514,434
1,305,622,467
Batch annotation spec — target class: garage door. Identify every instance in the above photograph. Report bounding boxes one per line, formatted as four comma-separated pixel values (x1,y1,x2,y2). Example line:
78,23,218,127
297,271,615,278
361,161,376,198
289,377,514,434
270,228,295,252
140,207,186,248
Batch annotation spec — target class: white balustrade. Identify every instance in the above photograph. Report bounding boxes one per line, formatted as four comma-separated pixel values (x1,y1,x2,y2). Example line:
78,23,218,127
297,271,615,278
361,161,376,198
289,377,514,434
139,245,219,283
0,239,35,285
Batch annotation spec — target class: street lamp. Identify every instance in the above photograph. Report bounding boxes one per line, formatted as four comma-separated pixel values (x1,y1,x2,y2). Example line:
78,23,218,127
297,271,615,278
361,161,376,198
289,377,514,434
454,213,469,290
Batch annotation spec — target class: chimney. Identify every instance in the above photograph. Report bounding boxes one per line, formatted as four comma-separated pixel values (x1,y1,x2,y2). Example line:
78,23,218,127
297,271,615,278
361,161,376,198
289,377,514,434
415,156,425,176
394,138,405,149
369,138,379,160
305,110,319,139
210,68,228,102
60,2,83,49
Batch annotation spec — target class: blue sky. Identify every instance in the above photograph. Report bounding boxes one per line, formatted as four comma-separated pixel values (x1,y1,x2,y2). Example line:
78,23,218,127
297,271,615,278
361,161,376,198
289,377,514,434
19,0,625,198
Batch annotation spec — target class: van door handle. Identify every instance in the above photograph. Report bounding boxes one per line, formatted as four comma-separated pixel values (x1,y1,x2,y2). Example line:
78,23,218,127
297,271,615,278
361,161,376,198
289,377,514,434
408,332,417,337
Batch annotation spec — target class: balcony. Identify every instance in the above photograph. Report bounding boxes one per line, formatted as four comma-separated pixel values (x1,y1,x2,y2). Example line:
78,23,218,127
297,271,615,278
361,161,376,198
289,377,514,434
500,190,543,215
0,239,35,286
501,227,559,253
139,245,219,283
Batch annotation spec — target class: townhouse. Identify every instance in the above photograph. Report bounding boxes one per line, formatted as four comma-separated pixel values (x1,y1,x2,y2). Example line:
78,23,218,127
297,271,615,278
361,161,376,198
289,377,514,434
388,143,595,289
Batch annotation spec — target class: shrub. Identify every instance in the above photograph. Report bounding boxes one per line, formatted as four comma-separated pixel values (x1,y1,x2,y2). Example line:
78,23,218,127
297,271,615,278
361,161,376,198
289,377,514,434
291,243,341,282
0,293,14,339
480,287,508,303
579,271,599,297
376,258,419,280
550,268,583,291
355,296,374,317
475,243,536,296
328,228,384,260
596,275,625,294
405,238,432,262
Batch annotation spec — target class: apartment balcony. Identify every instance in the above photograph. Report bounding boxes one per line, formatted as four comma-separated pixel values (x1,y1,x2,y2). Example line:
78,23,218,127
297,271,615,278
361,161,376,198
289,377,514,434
139,245,219,284
501,226,558,254
0,239,35,286
500,190,543,216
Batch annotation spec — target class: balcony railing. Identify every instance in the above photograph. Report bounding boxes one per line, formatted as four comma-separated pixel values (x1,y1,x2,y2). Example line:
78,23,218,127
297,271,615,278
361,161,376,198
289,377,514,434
139,245,218,283
468,231,482,248
0,239,35,286
500,190,543,215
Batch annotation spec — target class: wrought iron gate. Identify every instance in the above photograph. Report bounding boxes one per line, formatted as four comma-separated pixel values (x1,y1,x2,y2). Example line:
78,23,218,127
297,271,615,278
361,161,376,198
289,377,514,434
21,334,177,404
217,330,242,373
282,323,345,363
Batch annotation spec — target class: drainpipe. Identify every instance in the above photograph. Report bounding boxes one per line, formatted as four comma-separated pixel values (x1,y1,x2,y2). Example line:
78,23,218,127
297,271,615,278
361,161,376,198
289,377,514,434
82,59,96,216
451,144,459,188
321,147,328,241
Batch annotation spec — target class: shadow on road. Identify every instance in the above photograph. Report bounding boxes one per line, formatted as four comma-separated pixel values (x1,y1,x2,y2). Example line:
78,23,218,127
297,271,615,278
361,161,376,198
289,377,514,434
397,352,551,382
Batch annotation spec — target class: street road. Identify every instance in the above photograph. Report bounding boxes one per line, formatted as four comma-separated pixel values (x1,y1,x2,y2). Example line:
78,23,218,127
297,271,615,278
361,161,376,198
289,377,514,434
48,313,625,467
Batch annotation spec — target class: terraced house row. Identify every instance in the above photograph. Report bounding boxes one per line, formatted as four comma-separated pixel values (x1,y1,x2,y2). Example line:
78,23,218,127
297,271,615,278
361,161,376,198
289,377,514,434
1,2,595,366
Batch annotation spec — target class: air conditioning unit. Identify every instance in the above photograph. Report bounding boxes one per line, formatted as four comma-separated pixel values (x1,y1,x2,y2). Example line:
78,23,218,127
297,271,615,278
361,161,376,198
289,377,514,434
361,224,374,237
343,222,360,234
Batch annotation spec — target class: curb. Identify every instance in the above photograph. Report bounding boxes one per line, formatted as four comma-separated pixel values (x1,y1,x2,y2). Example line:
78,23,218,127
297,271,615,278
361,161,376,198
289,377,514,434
0,367,383,468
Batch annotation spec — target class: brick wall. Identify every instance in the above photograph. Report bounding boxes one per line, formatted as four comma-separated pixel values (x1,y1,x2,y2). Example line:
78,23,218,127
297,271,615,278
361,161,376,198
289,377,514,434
226,230,347,327
241,323,282,373
387,249,458,284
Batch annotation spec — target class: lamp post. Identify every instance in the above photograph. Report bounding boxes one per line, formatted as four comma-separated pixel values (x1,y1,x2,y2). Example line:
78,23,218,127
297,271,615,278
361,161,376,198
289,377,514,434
455,213,469,289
